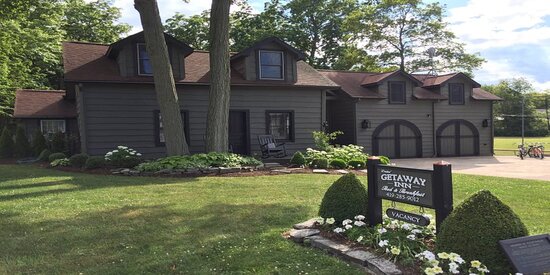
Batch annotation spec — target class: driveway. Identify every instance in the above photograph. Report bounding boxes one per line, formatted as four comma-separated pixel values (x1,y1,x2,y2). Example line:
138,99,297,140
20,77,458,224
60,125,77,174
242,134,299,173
392,156,550,181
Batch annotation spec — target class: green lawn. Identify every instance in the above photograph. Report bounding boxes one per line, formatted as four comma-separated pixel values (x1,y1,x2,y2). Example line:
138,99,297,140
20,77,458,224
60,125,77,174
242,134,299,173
494,136,550,156
0,165,548,274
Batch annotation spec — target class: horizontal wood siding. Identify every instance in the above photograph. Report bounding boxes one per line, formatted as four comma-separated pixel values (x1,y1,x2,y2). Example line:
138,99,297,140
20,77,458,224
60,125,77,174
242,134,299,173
81,83,322,158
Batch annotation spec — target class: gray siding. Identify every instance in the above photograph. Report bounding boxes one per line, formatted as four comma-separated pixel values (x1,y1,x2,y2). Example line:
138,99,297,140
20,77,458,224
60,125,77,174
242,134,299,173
80,83,323,158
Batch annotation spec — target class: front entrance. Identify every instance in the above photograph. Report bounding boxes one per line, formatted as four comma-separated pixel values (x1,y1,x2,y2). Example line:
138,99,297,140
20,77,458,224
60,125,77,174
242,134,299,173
436,119,479,157
228,110,250,155
372,119,422,158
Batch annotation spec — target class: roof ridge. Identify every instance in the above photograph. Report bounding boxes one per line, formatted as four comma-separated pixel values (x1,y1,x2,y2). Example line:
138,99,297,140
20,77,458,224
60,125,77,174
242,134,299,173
63,41,109,46
17,89,66,93
318,69,382,74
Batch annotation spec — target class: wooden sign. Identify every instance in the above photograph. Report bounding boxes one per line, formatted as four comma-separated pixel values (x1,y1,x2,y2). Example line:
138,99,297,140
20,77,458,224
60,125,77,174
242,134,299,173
499,234,550,274
376,166,434,208
386,208,430,226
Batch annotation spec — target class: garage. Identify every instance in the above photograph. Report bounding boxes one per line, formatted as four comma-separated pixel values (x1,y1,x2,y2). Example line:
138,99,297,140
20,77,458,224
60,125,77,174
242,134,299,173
436,119,479,157
372,119,422,158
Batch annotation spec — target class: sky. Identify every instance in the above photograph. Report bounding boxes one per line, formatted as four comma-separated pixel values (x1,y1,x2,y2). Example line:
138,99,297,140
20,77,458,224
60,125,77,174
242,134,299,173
111,0,550,90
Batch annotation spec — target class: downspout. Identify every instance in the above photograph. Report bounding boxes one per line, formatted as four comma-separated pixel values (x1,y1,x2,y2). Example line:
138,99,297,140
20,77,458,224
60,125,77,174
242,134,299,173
432,101,436,157
491,101,495,155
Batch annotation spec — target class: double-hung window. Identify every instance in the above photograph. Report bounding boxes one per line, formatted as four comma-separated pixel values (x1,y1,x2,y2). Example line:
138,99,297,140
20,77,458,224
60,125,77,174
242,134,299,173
388,81,406,104
40,120,66,135
259,50,284,80
137,43,153,76
449,83,465,105
154,110,190,146
266,111,294,141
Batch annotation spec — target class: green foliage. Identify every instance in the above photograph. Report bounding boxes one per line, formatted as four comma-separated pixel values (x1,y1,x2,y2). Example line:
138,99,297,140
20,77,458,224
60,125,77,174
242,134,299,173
50,132,66,153
165,11,210,50
31,130,48,156
84,156,105,169
329,158,347,169
69,153,88,168
289,151,306,166
136,152,262,172
318,173,368,223
38,149,51,162
378,155,391,165
105,146,142,168
50,158,69,167
48,152,67,162
310,158,329,169
348,159,366,169
312,131,342,151
14,126,30,157
437,190,528,273
306,145,369,164
0,127,14,158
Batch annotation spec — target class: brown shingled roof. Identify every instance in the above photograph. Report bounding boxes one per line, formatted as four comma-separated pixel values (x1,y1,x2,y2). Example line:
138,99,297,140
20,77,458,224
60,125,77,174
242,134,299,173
14,89,76,118
472,88,502,101
413,87,448,100
361,70,422,86
319,70,385,99
62,42,338,88
412,73,481,88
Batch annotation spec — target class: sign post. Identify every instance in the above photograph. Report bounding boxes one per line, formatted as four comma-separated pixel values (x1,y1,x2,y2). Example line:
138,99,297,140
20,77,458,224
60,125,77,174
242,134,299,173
432,161,453,234
367,156,382,227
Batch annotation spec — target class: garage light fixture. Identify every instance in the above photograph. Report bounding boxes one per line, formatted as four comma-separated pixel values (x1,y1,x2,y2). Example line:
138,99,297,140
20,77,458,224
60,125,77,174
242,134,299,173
482,119,489,128
362,119,371,129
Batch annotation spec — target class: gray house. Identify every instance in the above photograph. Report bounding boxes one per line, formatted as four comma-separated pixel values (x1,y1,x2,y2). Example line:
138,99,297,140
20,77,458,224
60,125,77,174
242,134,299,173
13,32,501,159
321,70,502,158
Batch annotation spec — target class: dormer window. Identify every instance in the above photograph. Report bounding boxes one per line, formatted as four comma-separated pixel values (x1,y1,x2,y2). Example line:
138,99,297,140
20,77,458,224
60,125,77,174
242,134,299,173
388,81,406,104
137,43,152,76
449,83,465,105
259,50,284,80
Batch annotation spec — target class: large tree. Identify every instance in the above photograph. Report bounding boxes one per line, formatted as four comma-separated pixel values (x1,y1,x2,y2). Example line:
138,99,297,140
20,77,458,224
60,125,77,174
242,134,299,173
63,0,131,44
135,0,189,155
164,11,210,50
205,0,231,152
354,0,484,74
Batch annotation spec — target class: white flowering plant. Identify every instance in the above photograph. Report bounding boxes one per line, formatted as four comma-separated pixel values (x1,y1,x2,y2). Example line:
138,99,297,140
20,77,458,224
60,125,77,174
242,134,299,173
105,146,143,168
416,251,490,275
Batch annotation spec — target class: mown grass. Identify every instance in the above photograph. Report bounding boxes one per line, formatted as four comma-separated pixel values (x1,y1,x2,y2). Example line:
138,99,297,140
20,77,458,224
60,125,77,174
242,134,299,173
0,165,548,274
494,136,550,156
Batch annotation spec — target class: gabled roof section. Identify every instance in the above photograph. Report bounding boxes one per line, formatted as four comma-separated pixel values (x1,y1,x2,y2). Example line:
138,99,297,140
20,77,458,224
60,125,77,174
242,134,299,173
106,31,194,59
361,70,423,86
230,36,306,61
14,89,76,118
413,87,448,100
319,70,386,99
413,72,481,88
472,88,503,101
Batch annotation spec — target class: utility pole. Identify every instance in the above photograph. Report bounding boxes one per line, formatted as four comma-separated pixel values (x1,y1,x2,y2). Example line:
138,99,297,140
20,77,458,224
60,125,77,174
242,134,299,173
521,88,525,146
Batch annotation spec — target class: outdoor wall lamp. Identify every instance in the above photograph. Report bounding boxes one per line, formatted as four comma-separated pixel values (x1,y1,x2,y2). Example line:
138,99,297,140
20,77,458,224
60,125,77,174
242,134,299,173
482,119,489,128
361,119,371,129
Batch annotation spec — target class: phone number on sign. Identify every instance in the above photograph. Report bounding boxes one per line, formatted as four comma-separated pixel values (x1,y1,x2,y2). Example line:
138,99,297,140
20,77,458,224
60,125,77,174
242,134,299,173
383,192,420,203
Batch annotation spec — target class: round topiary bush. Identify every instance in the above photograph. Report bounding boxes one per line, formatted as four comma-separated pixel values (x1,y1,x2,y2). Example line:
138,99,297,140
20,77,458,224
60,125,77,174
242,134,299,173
85,156,105,170
329,158,347,169
50,132,66,153
38,149,51,162
436,190,528,274
31,130,48,156
290,151,306,166
318,173,368,223
0,127,14,159
310,158,329,169
14,126,31,158
69,153,89,168
348,159,366,169
48,152,67,162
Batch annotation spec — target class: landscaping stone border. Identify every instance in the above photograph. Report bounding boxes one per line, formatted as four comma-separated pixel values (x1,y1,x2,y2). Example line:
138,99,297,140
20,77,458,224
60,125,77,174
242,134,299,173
287,218,402,275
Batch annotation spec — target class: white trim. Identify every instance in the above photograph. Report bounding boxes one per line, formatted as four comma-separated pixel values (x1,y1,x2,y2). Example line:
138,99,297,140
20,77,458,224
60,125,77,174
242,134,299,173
258,50,284,80
40,119,66,134
137,43,153,76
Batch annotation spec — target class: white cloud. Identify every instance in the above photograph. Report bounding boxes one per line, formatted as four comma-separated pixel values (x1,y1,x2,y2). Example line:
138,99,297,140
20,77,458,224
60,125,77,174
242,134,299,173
474,59,550,90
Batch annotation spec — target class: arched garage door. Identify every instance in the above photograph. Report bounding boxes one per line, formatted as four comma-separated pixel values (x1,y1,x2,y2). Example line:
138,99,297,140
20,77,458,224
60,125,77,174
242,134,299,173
372,120,422,158
436,119,479,157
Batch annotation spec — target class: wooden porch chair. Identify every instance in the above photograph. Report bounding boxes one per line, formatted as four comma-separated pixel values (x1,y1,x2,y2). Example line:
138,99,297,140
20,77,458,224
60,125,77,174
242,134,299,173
257,135,287,158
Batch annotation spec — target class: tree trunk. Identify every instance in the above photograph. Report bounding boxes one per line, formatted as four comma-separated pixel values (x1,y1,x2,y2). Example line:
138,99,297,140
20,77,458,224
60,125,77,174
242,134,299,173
134,0,189,155
205,0,231,152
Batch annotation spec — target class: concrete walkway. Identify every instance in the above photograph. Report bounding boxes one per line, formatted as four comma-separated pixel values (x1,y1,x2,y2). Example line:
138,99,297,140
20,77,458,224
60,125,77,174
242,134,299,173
392,156,550,181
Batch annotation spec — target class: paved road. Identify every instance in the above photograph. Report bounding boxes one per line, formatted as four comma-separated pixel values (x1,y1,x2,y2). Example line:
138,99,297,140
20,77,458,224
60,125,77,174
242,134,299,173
392,156,550,181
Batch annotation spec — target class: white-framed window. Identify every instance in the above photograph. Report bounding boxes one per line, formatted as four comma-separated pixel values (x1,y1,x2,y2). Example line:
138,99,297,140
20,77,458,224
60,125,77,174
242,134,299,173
137,43,153,76
259,50,284,80
154,110,189,146
266,111,294,141
40,120,66,134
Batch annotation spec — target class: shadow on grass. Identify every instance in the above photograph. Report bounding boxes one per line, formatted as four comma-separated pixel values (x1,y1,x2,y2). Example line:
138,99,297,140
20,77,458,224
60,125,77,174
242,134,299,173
0,202,346,274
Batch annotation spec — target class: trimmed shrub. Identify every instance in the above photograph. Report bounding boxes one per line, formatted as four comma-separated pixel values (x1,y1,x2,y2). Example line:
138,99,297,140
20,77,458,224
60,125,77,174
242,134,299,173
69,153,89,168
0,127,14,158
48,152,67,162
329,158,347,169
38,149,51,162
85,156,105,169
318,173,368,223
50,132,66,153
348,159,366,169
105,146,142,168
50,158,69,167
436,190,528,273
310,158,329,169
290,151,306,166
14,126,31,158
31,130,48,156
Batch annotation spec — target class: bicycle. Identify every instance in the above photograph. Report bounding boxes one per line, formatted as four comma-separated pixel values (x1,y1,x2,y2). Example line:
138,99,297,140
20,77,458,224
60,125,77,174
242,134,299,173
517,144,527,160
517,143,545,160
